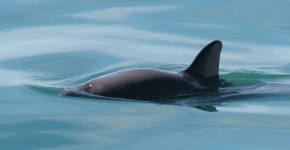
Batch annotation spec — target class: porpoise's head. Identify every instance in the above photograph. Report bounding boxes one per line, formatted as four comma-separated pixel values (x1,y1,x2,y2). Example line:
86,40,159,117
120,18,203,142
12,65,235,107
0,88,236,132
59,83,94,97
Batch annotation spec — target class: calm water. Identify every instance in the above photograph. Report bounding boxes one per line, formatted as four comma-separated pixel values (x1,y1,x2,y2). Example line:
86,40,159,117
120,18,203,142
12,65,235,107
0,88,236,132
1,0,290,149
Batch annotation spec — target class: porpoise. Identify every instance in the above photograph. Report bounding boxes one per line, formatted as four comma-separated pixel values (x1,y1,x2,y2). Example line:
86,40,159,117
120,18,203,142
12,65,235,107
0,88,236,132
60,40,223,100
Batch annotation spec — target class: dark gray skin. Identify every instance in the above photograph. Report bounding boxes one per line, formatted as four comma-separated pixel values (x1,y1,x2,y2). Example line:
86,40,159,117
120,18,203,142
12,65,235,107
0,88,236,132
62,68,202,100
60,40,223,100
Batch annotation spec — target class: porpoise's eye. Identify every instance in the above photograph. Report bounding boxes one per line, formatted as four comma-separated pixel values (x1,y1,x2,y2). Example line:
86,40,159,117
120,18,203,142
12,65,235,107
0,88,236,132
83,84,93,91
86,84,93,92
86,84,93,89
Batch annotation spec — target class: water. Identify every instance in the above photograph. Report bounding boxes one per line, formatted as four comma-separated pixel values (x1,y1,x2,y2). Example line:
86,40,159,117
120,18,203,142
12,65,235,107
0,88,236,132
1,0,290,149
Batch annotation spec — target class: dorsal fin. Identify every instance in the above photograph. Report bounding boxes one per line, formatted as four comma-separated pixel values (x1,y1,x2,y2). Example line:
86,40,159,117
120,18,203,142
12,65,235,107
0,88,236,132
182,40,222,79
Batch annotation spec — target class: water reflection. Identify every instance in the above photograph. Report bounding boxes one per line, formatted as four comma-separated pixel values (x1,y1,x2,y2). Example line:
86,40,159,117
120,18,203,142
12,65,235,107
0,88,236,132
72,6,178,21
0,120,80,150
0,51,125,78
1,24,290,70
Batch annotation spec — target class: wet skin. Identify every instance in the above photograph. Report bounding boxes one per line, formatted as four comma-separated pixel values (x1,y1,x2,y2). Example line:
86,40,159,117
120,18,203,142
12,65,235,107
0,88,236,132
60,40,223,100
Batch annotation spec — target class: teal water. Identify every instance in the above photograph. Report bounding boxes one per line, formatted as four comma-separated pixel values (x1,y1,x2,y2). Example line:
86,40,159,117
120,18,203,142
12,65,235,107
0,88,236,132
1,0,290,149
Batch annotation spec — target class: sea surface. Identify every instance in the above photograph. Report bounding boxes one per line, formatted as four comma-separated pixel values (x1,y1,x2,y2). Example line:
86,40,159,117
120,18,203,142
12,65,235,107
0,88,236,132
1,0,290,149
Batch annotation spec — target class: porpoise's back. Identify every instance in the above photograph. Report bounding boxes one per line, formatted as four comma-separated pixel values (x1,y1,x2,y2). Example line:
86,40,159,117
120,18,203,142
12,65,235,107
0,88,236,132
86,68,200,100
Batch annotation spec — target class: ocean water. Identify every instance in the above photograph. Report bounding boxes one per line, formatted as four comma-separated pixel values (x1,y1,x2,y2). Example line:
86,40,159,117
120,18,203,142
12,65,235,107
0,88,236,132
1,0,290,149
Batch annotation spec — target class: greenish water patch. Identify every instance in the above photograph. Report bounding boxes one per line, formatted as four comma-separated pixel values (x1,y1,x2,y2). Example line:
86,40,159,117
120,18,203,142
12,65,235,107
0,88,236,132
220,70,290,84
